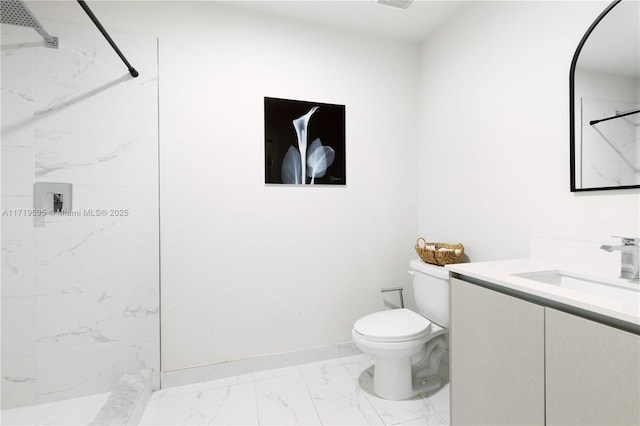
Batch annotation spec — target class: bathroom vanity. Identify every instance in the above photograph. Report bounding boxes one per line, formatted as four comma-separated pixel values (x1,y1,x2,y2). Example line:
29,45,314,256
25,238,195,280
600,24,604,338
447,259,640,426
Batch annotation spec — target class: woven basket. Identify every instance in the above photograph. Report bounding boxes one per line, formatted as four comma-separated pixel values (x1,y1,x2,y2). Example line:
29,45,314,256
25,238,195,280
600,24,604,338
415,237,464,266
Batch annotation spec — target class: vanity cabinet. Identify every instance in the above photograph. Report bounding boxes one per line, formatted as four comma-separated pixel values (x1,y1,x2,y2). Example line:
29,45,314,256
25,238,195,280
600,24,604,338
545,308,640,426
450,278,545,425
450,277,640,426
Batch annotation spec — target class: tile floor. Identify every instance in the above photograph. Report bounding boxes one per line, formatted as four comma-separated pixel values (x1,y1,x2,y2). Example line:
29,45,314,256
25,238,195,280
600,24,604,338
1,354,450,425
1,392,110,426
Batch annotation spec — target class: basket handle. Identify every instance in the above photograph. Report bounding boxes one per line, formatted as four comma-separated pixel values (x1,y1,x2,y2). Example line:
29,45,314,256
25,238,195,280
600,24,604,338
416,237,427,248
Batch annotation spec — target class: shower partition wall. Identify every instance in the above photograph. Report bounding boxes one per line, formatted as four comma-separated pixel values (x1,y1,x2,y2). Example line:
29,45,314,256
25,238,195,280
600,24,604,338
1,17,160,409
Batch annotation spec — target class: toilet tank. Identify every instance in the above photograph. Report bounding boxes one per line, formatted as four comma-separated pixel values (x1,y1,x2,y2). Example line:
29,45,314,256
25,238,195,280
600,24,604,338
409,259,450,328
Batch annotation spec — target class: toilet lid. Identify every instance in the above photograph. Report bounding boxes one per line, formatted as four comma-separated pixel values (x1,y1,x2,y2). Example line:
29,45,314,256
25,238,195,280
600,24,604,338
353,309,431,342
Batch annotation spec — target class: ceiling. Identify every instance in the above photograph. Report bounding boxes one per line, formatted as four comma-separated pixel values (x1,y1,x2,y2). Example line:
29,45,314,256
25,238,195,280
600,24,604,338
220,0,468,43
22,0,467,44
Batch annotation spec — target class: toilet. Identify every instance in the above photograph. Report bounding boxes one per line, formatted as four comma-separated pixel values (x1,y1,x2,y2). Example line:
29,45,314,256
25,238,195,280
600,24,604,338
352,259,449,400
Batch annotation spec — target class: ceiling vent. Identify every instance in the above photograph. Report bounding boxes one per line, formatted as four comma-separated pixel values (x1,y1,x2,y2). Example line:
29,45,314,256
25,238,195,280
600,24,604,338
377,0,414,9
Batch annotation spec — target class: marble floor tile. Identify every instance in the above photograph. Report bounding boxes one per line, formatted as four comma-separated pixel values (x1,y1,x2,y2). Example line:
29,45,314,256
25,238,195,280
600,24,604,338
42,392,111,425
1,401,55,426
201,372,254,391
195,381,259,425
2,355,451,426
255,372,320,425
302,362,384,425
138,388,202,425
1,392,108,425
396,410,450,426
253,364,301,381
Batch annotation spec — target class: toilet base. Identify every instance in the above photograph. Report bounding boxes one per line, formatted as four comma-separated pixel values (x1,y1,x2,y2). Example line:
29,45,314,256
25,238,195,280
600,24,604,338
373,355,413,400
372,355,443,400
365,333,447,400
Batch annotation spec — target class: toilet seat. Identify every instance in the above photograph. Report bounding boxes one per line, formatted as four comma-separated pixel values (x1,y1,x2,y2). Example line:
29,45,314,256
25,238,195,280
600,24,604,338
353,308,431,343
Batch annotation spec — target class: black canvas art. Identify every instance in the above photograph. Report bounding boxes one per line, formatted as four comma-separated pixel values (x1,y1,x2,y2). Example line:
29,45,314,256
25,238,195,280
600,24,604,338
264,97,346,185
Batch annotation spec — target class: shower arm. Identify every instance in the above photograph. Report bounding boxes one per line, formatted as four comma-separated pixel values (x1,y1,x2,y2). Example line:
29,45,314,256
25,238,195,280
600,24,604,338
76,0,139,78
589,107,640,126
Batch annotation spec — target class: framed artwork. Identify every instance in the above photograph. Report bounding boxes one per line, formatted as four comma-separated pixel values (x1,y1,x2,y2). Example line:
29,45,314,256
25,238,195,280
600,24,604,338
264,97,346,185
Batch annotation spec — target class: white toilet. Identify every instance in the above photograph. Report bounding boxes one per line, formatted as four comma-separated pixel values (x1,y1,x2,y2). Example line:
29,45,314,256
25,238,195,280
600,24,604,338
352,259,449,400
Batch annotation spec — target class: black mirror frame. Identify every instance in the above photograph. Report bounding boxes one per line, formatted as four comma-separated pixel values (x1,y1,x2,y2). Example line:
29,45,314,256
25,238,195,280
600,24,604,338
569,0,639,192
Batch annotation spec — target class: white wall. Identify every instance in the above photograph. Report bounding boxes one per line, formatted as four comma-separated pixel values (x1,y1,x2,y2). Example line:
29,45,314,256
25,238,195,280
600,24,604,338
418,1,640,262
156,3,420,371
29,1,420,372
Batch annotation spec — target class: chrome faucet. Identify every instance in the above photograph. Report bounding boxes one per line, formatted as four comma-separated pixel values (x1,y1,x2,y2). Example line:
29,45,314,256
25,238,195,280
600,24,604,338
600,236,640,280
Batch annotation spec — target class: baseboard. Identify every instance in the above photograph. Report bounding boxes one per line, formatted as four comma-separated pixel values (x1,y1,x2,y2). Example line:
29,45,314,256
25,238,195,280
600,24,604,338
161,342,361,389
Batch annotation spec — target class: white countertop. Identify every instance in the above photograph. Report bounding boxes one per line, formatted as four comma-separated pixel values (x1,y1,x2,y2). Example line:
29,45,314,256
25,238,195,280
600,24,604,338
446,258,640,331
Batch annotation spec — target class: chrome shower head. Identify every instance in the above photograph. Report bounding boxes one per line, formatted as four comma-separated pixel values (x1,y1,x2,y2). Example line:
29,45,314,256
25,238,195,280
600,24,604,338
0,0,58,48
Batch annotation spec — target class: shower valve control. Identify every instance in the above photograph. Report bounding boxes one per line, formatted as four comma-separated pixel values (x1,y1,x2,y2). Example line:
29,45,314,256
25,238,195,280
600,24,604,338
34,183,72,215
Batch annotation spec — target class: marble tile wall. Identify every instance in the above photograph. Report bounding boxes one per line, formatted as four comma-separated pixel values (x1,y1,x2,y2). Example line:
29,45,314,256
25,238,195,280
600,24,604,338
1,19,159,409
581,97,639,187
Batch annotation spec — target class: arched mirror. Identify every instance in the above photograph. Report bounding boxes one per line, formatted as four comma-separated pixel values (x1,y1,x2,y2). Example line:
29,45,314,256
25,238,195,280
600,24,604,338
570,0,640,191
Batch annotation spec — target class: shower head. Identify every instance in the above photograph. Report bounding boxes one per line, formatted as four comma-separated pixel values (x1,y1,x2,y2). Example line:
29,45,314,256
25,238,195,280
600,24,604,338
1,0,58,48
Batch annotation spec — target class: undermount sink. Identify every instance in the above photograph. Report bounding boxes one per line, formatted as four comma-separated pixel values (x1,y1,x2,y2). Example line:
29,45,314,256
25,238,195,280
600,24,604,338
512,270,639,314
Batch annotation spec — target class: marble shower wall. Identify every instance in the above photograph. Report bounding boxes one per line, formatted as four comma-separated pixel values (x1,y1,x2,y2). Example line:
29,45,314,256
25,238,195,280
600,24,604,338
1,19,159,409
581,97,640,187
